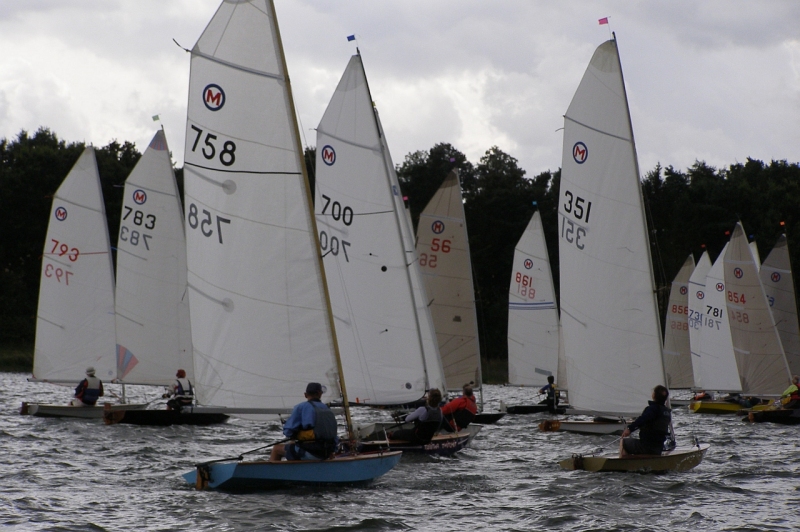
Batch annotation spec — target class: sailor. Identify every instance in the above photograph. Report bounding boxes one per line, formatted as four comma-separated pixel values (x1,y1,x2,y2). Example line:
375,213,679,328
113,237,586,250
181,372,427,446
441,383,477,431
270,382,339,461
539,375,559,413
619,385,672,457
388,388,443,444
164,369,194,412
781,375,800,409
70,367,104,406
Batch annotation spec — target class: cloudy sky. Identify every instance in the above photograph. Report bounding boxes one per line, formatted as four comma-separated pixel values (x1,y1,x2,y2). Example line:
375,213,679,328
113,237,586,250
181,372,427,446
1,1,798,180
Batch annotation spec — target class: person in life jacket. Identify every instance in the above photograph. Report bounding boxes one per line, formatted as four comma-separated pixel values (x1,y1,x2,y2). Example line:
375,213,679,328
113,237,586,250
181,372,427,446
270,382,339,461
780,375,800,409
538,375,559,413
619,384,672,457
164,369,194,412
388,388,443,444
70,367,104,406
441,383,477,432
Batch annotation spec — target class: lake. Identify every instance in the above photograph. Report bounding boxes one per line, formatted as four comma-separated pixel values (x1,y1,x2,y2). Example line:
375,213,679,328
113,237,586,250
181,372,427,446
2,374,796,531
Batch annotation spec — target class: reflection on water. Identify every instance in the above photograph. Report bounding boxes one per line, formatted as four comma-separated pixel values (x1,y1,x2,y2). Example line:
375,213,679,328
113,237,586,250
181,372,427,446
1,374,797,531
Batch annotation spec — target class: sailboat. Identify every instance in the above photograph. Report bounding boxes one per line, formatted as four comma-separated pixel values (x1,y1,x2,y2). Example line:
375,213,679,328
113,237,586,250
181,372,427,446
688,243,744,414
103,129,227,426
662,254,695,391
505,210,564,415
179,0,400,490
416,169,483,392
314,52,477,455
553,36,707,471
759,233,800,376
724,222,792,395
20,147,147,418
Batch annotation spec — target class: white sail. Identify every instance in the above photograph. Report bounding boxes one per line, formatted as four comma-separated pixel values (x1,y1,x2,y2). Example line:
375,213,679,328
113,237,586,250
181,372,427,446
417,170,482,390
557,39,665,416
760,234,800,375
33,147,117,381
749,241,761,271
183,0,339,409
662,254,695,388
314,54,431,404
724,222,791,394
687,251,709,387
695,244,741,392
507,210,559,387
114,130,193,386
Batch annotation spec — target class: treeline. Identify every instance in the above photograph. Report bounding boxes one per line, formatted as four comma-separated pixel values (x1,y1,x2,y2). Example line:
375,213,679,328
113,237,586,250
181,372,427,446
3,128,800,378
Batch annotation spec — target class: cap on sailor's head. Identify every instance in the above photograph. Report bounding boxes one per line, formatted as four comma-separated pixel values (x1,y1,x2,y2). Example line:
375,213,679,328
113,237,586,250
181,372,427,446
86,367,96,376
305,382,323,395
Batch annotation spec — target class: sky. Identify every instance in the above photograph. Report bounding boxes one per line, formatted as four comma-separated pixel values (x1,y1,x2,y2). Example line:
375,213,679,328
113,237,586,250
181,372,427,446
1,1,798,181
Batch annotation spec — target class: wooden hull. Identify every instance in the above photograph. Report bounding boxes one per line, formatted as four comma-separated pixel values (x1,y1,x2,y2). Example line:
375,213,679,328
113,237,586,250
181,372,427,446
506,404,566,415
20,402,147,419
473,412,505,424
559,444,710,473
689,400,743,414
103,405,229,426
745,408,800,425
358,428,478,456
184,451,403,491
540,419,627,435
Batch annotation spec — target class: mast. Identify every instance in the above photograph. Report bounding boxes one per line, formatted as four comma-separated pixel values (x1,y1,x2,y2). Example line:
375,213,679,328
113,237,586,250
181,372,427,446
269,1,353,438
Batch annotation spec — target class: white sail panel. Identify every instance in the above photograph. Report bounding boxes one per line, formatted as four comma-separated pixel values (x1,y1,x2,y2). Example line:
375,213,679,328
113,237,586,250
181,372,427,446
184,0,339,408
114,130,193,386
687,251,710,387
507,210,559,387
724,223,791,394
749,241,761,270
662,254,695,388
760,234,800,375
558,40,664,415
314,55,429,404
417,170,482,390
696,244,741,392
34,147,117,381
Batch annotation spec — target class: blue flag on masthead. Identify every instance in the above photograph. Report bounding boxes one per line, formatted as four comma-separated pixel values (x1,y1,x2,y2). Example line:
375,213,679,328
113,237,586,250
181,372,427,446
347,35,356,42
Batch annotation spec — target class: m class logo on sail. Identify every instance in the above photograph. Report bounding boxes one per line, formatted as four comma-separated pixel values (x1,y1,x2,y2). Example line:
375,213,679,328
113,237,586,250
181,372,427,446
133,190,147,205
203,84,226,111
321,145,336,166
573,142,588,164
54,206,68,221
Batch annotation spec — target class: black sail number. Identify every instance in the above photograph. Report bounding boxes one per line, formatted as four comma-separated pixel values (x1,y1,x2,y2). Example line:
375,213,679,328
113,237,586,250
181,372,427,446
187,203,231,244
320,194,353,226
561,217,586,250
190,125,236,167
563,190,592,222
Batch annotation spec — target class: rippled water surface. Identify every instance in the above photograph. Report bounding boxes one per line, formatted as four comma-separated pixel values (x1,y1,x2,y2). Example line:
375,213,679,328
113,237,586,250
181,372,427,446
2,374,797,531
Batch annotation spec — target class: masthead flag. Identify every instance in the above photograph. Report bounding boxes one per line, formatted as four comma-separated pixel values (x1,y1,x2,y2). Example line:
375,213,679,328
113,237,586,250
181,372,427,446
347,35,356,42
598,17,609,25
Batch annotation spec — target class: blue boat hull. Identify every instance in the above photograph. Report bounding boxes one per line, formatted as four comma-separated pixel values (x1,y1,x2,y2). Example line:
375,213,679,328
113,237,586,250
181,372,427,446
183,451,402,491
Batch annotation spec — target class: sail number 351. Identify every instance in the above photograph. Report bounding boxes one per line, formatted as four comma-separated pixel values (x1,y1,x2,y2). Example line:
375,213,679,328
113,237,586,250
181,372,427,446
561,191,592,251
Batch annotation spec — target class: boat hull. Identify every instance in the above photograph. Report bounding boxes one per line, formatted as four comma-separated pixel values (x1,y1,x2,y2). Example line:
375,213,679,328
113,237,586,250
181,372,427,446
20,402,147,419
559,444,710,473
184,451,403,491
540,419,627,435
473,412,506,424
506,404,567,415
358,428,478,456
103,405,229,426
745,408,800,425
689,400,744,414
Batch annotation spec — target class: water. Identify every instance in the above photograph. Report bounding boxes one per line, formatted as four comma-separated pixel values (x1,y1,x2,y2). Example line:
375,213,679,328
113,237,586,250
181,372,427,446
2,374,797,531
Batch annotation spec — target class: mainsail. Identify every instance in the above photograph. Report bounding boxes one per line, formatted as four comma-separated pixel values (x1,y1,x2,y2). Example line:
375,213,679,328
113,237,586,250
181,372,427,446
114,130,193,386
417,170,482,390
662,254,695,388
695,244,742,392
314,54,435,404
557,39,665,416
759,234,800,375
183,0,340,410
507,210,559,387
724,222,791,394
33,147,117,381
